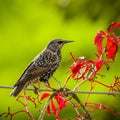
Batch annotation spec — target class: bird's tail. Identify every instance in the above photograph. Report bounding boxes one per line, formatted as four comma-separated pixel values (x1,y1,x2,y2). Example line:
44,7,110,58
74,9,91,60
10,83,25,97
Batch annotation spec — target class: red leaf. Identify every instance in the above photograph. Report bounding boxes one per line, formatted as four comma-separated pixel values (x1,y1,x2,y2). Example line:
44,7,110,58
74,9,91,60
59,99,66,110
54,93,66,110
51,100,57,116
94,31,106,53
76,64,89,80
71,62,84,78
105,37,118,60
70,57,86,78
105,37,114,51
106,42,118,60
88,58,104,72
46,104,51,115
107,22,120,33
95,59,104,72
40,93,50,101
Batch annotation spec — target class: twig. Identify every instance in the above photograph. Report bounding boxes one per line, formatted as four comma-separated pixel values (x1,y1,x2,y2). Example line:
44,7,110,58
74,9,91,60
74,79,89,90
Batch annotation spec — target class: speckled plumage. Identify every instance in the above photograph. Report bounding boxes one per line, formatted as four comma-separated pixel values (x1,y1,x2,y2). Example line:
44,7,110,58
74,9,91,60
10,39,73,97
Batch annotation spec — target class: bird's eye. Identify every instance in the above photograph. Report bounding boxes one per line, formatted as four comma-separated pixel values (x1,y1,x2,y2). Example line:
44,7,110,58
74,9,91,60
58,41,63,44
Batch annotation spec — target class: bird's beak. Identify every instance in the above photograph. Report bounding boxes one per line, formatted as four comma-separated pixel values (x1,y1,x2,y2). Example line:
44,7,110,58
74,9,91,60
64,40,74,44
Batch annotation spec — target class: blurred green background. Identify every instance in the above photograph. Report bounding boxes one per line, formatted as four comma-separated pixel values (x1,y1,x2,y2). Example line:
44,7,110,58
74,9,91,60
0,0,120,120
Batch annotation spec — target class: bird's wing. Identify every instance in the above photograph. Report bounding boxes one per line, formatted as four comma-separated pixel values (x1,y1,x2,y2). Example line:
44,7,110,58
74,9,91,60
14,59,57,86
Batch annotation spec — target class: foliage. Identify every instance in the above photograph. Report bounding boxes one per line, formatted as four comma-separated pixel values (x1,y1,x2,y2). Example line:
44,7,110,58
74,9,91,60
0,1,120,120
1,22,120,120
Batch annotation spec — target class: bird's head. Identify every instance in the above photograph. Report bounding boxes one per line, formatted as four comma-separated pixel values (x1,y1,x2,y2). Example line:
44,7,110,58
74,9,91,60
47,39,74,52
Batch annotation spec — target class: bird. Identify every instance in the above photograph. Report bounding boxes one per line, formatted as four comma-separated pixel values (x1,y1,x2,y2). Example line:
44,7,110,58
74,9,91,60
10,39,73,97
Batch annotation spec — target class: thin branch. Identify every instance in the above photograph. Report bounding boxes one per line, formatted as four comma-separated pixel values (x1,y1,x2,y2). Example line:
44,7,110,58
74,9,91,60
74,79,88,90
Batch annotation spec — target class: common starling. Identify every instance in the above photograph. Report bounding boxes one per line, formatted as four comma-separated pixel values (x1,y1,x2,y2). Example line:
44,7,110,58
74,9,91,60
10,39,73,97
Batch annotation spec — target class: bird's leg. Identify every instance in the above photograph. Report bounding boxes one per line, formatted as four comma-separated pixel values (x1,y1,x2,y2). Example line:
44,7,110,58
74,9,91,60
31,77,41,94
52,76,61,88
37,81,41,94
23,89,27,98
44,81,56,90
32,83,40,95
38,81,40,88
